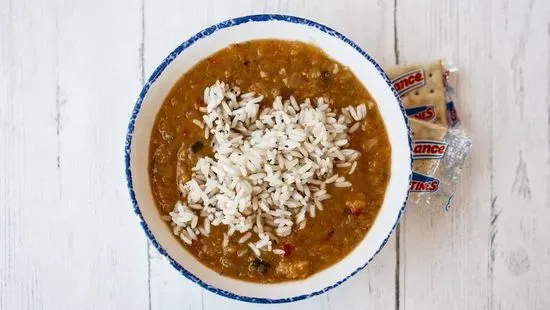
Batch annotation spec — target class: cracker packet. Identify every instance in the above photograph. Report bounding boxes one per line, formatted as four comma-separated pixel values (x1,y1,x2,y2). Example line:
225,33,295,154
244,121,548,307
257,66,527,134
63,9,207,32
387,60,471,210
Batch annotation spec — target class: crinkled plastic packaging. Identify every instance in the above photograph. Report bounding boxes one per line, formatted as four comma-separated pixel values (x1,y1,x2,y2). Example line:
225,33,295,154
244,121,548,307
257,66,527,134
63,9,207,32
386,59,471,210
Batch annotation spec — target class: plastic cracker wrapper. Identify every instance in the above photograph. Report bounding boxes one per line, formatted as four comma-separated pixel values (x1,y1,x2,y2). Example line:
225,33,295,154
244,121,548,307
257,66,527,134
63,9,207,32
386,59,471,210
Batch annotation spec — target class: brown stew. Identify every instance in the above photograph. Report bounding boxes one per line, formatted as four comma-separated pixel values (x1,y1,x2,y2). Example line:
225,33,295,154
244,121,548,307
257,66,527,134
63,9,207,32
149,40,391,283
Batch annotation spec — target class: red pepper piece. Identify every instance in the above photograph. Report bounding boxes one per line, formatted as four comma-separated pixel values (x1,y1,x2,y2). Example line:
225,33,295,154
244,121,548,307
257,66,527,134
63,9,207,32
349,207,362,216
281,244,294,257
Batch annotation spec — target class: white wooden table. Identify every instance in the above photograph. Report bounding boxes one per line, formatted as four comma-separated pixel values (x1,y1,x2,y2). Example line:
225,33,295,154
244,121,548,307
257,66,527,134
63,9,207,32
1,0,549,309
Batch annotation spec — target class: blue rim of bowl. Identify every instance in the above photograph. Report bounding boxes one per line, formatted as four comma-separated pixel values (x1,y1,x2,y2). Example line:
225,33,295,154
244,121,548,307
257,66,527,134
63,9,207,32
125,14,412,304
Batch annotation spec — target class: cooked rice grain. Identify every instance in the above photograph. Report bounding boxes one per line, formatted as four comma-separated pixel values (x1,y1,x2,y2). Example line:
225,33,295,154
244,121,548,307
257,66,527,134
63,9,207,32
169,81,366,254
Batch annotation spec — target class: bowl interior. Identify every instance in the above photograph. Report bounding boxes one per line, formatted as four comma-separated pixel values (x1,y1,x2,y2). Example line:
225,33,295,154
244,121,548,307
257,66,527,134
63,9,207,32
127,15,411,302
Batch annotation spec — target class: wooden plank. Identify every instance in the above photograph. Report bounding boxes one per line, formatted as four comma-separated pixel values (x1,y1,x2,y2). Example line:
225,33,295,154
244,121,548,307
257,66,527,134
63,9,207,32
395,0,493,309
0,0,150,309
0,1,60,309
144,1,398,309
54,0,150,308
488,0,550,309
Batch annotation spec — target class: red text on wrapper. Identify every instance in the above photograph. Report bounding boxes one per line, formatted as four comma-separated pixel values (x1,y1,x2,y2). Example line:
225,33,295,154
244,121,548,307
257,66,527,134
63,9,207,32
406,105,436,121
412,140,448,159
410,172,440,192
391,69,425,96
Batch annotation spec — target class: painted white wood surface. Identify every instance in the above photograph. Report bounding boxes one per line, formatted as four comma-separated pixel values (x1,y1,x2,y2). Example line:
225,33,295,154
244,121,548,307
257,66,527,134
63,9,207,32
1,0,548,309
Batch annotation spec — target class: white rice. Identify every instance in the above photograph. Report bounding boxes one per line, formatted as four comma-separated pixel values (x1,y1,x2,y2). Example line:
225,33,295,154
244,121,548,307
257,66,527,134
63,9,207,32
348,106,360,121
179,231,192,245
198,227,209,237
192,119,204,129
186,227,198,240
325,174,339,184
222,233,229,247
248,242,261,257
309,204,316,218
335,181,352,188
169,81,366,255
349,122,361,133
272,249,285,255
238,232,252,244
349,161,358,175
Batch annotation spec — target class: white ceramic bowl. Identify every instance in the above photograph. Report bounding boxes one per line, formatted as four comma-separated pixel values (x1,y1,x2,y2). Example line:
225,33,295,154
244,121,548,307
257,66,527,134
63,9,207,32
125,14,412,303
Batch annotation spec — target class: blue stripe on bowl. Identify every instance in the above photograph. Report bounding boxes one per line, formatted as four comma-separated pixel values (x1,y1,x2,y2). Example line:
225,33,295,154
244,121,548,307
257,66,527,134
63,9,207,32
124,14,413,304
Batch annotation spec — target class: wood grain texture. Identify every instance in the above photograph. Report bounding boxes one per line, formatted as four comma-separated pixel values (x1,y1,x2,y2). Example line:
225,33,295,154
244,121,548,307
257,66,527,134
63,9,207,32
395,1,493,309
1,0,549,309
488,0,550,309
396,0,550,309
0,0,150,309
0,1,60,309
